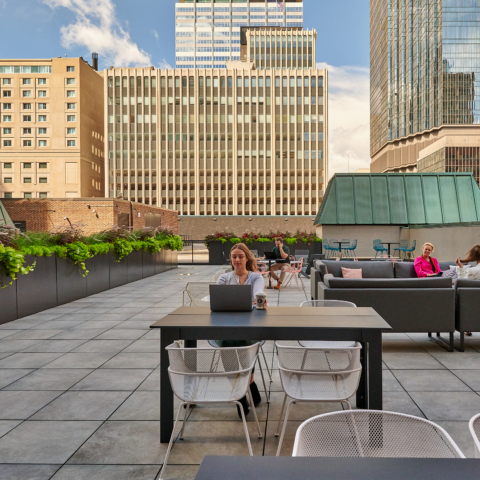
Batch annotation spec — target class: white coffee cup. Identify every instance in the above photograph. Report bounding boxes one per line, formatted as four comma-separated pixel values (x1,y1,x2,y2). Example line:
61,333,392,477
255,292,267,310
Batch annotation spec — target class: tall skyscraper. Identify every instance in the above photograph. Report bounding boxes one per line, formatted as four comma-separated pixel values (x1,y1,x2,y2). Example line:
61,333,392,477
370,0,480,184
175,0,304,69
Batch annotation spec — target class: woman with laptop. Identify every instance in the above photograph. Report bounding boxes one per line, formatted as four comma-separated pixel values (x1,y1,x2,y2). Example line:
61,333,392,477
215,242,267,417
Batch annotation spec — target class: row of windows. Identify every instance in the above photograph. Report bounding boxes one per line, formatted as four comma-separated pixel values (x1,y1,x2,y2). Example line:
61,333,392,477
2,103,75,109
156,76,323,88
3,193,49,198
2,162,48,168
2,139,75,147
2,90,75,98
0,66,53,74
1,78,75,86
3,177,49,183
2,115,76,122
2,128,75,135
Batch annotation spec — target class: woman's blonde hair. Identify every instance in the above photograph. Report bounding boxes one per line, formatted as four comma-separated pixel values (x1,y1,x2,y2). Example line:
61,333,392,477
230,243,257,272
423,242,435,251
461,244,480,264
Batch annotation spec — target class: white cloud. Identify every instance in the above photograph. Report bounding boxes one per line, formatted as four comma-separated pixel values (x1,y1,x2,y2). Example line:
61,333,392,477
158,59,172,70
152,29,159,44
43,0,151,67
317,63,370,181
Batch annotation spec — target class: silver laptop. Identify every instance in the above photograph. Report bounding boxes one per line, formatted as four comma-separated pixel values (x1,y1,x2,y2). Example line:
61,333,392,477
209,285,253,312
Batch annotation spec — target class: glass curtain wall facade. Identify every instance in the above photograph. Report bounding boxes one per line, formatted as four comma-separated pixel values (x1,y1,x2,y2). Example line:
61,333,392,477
370,0,480,170
175,0,303,69
106,67,327,216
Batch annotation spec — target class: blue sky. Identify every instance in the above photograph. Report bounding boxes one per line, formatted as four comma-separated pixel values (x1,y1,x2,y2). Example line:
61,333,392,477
0,0,371,175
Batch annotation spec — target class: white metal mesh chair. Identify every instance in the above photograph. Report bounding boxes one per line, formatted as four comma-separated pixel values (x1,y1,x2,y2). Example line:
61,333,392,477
160,342,263,479
293,410,465,458
274,342,362,456
469,413,480,458
298,300,357,348
182,282,215,306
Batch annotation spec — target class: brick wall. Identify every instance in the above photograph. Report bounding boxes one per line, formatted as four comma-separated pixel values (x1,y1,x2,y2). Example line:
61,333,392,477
3,198,178,235
179,215,317,239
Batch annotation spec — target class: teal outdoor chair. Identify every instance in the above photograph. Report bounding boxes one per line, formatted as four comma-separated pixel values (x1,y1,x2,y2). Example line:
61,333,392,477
403,240,417,259
344,239,358,259
326,239,340,258
394,239,409,259
373,239,388,258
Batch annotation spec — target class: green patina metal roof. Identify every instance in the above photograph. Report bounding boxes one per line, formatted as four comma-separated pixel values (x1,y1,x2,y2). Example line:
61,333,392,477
0,200,13,226
314,173,480,226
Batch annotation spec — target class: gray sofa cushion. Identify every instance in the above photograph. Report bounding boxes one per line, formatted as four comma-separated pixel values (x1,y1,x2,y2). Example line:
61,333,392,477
456,279,480,288
319,260,394,279
327,277,453,289
394,262,417,278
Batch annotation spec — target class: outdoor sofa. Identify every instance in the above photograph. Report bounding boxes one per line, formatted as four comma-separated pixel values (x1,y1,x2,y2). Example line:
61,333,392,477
456,278,480,351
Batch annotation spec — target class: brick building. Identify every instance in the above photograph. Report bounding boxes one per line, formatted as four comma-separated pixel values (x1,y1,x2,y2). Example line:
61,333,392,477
2,198,178,235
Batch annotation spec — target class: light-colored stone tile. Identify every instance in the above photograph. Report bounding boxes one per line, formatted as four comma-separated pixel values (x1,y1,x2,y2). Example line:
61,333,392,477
0,464,60,480
51,465,161,480
0,390,62,419
42,352,116,369
4,368,93,391
71,369,152,391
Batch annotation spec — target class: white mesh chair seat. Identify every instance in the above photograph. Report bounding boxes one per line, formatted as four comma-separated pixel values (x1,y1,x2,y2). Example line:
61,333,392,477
183,282,215,306
274,343,362,456
161,342,263,479
293,410,465,458
469,413,480,458
299,300,357,348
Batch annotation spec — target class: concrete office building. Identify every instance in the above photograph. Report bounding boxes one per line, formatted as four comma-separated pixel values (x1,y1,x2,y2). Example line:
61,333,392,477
175,0,303,69
0,57,104,199
370,0,480,184
105,64,327,216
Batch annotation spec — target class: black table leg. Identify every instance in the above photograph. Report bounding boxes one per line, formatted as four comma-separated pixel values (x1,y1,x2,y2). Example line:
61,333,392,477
356,341,367,409
364,330,383,410
267,260,273,289
161,328,178,443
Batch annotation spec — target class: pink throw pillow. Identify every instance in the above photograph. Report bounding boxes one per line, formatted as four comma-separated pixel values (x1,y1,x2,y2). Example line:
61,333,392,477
341,267,362,279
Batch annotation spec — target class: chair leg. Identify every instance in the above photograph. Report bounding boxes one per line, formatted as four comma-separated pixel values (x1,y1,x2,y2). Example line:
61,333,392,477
248,385,263,439
260,345,272,380
460,332,465,352
234,400,254,456
159,402,186,480
276,399,293,456
275,393,288,437
179,402,190,440
257,357,270,403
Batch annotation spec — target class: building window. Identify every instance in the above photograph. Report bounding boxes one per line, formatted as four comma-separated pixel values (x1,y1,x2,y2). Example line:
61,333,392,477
38,128,47,134
38,78,46,85
24,177,32,183
2,91,11,97
24,192,32,198
67,103,75,110
67,140,76,147
67,90,75,97
3,178,12,183
39,140,47,147
39,192,48,198
24,163,32,168
3,103,11,109
67,115,76,122
23,140,32,147
38,103,47,110
3,163,12,168
23,128,31,134
23,115,31,122
3,115,11,122
4,192,12,198
38,91,47,97
23,103,31,110
3,140,12,146
3,128,11,134
22,78,31,85
39,177,47,183
38,162,47,168
38,115,47,122
22,91,31,97
67,66,75,72
66,78,75,85
67,128,76,134
2,79,11,85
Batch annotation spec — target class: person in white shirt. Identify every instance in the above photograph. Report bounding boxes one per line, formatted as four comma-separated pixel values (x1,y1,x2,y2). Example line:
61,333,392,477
456,244,480,280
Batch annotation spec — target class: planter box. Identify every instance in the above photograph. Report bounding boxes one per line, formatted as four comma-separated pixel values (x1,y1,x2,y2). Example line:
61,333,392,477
86,253,110,296
155,249,167,274
208,241,224,265
57,257,87,305
109,252,129,288
127,250,143,283
171,250,178,268
142,251,156,278
0,267,17,324
17,255,57,318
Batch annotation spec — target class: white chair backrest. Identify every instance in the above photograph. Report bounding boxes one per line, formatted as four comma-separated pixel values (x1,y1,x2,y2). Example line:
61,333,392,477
185,282,215,306
469,413,480,458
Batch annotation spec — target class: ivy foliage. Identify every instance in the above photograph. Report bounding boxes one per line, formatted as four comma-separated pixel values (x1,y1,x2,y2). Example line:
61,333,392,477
0,245,36,288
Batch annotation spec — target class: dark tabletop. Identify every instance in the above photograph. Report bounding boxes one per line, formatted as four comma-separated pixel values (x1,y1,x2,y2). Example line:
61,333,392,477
150,306,392,331
195,456,479,480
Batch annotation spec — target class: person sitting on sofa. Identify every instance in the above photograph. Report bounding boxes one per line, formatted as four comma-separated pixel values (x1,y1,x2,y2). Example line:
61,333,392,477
414,243,442,277
456,244,480,280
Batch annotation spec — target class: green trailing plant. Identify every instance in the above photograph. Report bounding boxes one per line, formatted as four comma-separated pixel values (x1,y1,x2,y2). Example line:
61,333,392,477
205,230,321,246
0,245,35,288
113,238,134,262
52,242,93,277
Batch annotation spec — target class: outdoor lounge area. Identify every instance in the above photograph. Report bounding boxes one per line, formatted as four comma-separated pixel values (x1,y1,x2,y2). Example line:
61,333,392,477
1,264,480,479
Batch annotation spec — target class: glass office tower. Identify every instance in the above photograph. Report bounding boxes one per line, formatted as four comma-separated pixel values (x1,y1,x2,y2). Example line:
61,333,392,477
175,0,304,69
370,0,480,181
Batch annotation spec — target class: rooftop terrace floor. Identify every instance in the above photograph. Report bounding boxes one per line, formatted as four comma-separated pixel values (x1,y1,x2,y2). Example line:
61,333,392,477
0,266,479,479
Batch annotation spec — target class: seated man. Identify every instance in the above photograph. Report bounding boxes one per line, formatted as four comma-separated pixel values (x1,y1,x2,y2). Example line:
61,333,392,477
270,237,290,290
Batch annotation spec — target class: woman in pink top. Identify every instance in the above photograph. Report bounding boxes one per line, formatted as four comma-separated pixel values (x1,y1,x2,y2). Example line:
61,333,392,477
414,243,441,277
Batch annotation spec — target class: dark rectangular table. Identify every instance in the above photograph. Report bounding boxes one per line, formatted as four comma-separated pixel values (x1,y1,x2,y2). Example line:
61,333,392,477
150,306,392,443
195,456,479,480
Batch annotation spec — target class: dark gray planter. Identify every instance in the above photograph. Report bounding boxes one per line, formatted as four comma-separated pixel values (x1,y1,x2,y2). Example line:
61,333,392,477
127,250,143,283
109,252,128,288
208,241,224,265
57,257,87,305
0,266,17,324
155,249,166,274
17,255,57,318
86,253,110,296
142,251,156,278
171,250,178,268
